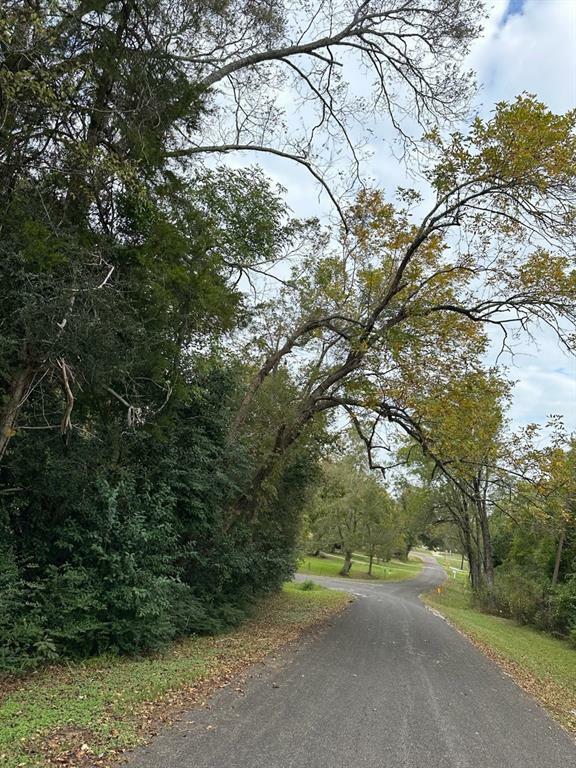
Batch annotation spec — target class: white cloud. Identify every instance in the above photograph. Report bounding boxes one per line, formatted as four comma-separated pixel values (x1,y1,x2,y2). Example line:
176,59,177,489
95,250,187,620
469,0,576,114
487,326,576,431
509,368,576,431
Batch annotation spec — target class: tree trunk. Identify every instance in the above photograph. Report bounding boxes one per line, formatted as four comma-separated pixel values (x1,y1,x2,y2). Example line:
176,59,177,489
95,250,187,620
368,546,374,576
474,477,494,591
468,548,482,591
0,367,33,466
462,523,481,591
478,511,494,590
551,528,565,587
341,550,353,576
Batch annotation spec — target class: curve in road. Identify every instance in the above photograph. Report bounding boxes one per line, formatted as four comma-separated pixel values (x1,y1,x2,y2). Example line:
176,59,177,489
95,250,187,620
126,556,576,767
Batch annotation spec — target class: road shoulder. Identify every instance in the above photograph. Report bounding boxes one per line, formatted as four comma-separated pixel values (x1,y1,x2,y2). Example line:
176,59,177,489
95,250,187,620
0,583,350,768
423,578,576,736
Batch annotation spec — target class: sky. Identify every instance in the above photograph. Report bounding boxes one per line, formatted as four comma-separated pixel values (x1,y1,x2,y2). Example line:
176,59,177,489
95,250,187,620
467,0,576,432
229,0,576,433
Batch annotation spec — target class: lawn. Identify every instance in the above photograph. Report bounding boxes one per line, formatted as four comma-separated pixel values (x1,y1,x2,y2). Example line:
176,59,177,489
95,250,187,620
424,578,576,734
0,583,349,768
298,553,423,581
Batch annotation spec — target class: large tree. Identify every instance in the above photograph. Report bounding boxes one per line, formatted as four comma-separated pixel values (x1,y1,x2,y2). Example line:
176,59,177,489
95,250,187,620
0,0,483,465
230,97,576,529
303,451,395,576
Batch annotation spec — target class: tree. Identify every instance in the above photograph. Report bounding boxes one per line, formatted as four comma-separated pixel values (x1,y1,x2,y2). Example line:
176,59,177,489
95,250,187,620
303,449,396,576
395,481,437,559
163,0,482,205
358,480,398,573
548,444,576,586
510,436,576,587
396,364,519,590
0,0,483,466
231,97,576,531
469,437,576,638
305,456,363,575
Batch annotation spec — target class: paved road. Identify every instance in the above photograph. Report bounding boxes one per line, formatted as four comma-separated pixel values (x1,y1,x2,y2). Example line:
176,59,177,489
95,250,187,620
126,557,576,767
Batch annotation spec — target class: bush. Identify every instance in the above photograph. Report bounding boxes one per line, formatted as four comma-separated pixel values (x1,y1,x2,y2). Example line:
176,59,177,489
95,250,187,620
475,566,576,640
0,364,320,674
548,576,576,636
0,474,190,668
477,567,546,625
299,579,320,591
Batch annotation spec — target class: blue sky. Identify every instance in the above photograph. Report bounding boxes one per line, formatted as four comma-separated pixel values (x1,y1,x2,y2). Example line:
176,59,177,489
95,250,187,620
467,0,576,429
502,0,526,23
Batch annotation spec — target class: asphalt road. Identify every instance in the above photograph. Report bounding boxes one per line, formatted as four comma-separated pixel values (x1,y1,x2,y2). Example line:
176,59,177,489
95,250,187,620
126,557,576,767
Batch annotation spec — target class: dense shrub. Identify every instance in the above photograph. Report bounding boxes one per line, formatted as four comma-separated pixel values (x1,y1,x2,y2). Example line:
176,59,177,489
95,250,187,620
476,565,576,640
0,365,317,673
548,576,576,637
0,451,198,668
484,567,547,625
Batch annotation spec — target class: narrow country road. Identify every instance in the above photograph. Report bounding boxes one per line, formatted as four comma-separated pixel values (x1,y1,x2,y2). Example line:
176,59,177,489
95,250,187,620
126,557,576,767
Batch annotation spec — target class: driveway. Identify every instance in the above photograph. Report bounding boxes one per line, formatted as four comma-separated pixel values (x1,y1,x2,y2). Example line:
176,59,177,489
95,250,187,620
126,556,576,767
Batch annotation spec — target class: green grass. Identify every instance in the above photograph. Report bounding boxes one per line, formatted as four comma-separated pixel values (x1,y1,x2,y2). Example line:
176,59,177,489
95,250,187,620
298,553,423,581
424,578,576,732
0,583,349,768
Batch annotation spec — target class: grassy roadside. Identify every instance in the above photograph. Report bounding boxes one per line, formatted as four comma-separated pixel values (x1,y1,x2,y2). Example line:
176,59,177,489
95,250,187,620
424,577,576,734
0,582,350,768
298,553,423,581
